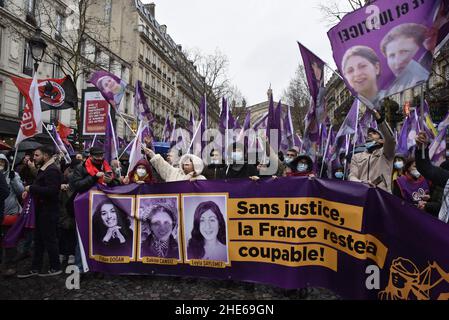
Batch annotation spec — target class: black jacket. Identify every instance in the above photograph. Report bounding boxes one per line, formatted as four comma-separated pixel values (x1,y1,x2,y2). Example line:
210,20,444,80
69,161,120,194
224,164,258,179
0,172,9,220
203,164,226,180
29,161,62,216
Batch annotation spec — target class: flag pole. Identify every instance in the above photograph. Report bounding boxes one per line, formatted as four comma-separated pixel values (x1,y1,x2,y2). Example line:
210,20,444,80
351,100,360,163
43,125,66,158
419,81,426,159
320,125,332,178
118,138,134,160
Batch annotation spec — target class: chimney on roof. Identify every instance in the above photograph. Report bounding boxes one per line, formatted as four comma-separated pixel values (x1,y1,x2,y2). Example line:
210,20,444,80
144,3,155,18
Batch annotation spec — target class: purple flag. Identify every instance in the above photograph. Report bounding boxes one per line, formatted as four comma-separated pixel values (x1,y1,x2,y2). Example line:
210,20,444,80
430,111,449,165
396,116,411,156
134,81,154,123
162,116,172,143
2,195,35,248
50,125,71,164
327,0,448,108
336,100,358,140
430,128,447,166
298,42,327,122
88,70,127,111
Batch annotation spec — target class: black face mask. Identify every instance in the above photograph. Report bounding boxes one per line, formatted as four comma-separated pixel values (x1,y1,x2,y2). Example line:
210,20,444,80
92,158,104,166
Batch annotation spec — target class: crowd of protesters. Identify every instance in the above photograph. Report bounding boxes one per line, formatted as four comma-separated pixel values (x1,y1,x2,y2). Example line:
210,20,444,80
0,106,447,278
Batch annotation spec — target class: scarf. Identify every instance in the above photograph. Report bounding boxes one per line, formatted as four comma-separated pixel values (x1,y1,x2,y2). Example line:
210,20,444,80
85,158,113,185
152,237,169,258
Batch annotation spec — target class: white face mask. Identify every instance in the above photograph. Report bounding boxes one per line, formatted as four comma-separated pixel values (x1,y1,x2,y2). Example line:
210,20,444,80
136,168,147,178
297,163,308,173
211,159,220,165
394,161,404,170
410,170,421,179
0,165,5,171
232,152,244,162
284,157,293,164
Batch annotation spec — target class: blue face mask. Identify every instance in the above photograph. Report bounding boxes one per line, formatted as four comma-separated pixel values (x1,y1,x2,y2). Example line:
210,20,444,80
335,172,344,179
297,163,308,173
284,157,293,164
365,141,377,149
394,161,404,170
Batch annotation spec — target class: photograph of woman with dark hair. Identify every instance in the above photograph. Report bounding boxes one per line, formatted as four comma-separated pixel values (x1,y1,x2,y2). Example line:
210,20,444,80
92,198,133,256
342,45,383,108
141,204,179,259
187,201,227,262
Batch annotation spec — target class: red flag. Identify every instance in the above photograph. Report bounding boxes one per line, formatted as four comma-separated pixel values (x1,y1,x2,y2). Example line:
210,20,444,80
57,121,72,145
10,75,77,112
11,73,43,146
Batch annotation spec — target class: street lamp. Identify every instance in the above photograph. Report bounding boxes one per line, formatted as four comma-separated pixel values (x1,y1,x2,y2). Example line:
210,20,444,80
29,28,47,72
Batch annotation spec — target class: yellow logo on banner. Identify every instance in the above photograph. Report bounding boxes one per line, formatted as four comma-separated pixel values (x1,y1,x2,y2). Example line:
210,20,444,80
379,258,449,300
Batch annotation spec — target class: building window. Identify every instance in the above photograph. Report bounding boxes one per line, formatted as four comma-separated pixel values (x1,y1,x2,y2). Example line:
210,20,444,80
55,12,64,42
23,42,33,76
50,55,62,123
125,92,130,115
18,94,26,118
52,55,63,78
26,0,35,15
104,0,112,22
95,48,102,65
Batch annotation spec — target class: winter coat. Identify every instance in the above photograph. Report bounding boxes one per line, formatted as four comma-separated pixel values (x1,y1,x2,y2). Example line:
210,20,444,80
150,154,206,182
127,159,156,184
203,164,226,180
224,164,258,179
0,154,24,215
69,159,120,194
348,121,396,193
29,158,62,218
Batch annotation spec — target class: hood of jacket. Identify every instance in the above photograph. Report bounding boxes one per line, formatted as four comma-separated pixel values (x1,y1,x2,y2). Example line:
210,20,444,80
179,154,204,176
0,153,10,172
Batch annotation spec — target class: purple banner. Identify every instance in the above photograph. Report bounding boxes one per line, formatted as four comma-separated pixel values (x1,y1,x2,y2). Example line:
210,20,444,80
74,178,449,300
327,0,448,107
88,70,127,110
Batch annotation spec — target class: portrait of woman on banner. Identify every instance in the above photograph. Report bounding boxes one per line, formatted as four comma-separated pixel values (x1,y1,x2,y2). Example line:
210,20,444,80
380,23,433,98
88,71,126,110
187,201,228,262
140,203,179,259
92,198,133,257
342,45,383,109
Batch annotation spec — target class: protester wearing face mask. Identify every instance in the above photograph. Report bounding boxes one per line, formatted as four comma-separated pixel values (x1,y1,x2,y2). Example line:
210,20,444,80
393,158,431,209
392,154,406,186
333,167,345,180
122,160,155,185
285,154,315,177
224,143,258,180
348,109,396,193
284,149,298,166
203,149,226,180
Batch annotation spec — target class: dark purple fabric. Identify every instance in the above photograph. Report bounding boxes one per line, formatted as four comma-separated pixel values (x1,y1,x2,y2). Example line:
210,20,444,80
74,178,449,300
2,195,36,248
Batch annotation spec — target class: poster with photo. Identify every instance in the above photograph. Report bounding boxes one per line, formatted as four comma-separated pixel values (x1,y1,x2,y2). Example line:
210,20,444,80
137,195,182,265
182,194,229,267
89,192,136,263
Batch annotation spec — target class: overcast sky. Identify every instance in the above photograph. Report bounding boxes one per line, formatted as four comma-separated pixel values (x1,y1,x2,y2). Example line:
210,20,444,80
143,0,345,106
